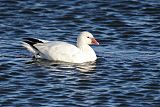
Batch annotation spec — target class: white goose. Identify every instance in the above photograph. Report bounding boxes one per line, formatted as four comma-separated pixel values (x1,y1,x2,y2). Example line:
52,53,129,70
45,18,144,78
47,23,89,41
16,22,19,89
22,31,99,63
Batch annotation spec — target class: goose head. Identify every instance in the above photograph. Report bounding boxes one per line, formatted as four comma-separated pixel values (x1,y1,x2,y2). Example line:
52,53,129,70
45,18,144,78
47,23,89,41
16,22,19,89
77,31,99,47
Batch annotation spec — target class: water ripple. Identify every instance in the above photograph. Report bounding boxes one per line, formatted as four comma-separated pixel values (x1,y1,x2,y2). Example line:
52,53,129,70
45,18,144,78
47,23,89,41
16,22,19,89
0,0,160,106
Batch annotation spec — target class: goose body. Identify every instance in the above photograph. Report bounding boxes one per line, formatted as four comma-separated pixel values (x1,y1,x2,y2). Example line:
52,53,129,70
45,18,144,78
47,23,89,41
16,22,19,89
22,31,99,63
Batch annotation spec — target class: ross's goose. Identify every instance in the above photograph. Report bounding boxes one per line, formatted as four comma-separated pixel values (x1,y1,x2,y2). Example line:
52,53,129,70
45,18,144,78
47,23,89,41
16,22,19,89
22,31,99,63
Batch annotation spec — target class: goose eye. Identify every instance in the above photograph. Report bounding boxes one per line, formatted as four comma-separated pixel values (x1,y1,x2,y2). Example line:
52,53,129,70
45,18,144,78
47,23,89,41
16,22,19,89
87,37,90,38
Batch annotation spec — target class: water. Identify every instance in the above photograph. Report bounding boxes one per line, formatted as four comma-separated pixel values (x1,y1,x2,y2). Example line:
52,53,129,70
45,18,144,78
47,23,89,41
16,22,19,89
0,0,160,106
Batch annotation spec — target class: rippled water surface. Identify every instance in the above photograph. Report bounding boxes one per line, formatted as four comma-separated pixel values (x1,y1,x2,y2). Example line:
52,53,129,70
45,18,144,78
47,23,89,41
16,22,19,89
0,0,160,107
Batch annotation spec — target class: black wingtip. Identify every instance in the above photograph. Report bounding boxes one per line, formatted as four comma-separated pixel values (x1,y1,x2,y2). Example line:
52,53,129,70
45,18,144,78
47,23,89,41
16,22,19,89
23,38,43,44
23,39,40,52
23,40,35,46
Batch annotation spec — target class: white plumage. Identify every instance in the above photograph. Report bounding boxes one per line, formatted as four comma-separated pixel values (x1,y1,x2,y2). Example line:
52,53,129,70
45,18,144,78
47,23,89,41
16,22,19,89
22,31,99,63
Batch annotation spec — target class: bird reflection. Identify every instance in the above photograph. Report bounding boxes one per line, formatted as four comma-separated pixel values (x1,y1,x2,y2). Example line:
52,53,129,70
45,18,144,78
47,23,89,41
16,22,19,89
25,59,96,72
75,62,96,72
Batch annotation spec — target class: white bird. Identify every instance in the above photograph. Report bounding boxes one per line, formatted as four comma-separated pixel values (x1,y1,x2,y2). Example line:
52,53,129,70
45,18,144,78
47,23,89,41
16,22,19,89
22,31,99,63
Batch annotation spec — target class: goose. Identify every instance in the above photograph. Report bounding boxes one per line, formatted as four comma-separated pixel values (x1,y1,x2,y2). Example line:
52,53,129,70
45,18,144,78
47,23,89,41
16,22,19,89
22,31,99,63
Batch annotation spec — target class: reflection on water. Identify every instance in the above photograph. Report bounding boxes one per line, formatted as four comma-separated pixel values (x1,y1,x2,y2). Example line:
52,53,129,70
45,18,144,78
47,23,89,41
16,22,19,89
76,62,96,72
26,59,97,72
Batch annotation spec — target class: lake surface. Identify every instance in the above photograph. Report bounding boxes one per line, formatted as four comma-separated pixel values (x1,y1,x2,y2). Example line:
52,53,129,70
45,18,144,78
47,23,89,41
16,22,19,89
0,0,160,107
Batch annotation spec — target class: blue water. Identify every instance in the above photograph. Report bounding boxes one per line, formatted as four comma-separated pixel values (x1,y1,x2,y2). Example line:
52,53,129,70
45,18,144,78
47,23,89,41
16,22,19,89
0,0,160,107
